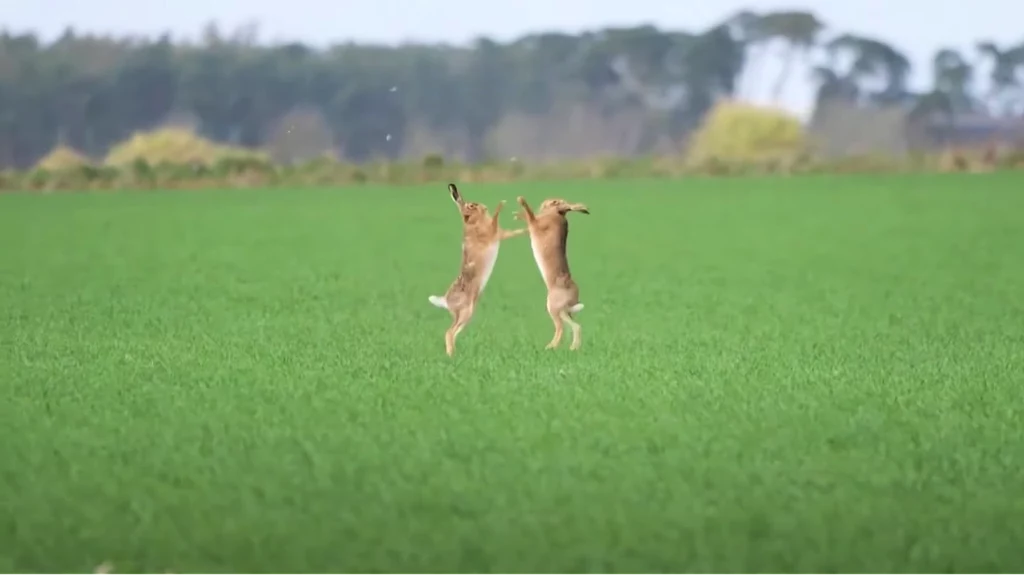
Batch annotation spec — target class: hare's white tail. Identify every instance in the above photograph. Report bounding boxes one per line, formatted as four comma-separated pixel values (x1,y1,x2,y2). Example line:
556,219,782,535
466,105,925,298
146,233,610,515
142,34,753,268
569,303,584,313
428,295,449,310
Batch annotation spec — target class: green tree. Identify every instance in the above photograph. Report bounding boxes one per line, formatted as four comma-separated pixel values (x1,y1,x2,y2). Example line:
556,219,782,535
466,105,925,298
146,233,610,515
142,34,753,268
931,48,977,114
817,34,912,105
754,11,824,104
976,41,1024,115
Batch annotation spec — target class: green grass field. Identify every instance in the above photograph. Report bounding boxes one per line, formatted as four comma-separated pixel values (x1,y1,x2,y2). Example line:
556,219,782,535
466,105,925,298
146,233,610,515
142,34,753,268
2,174,1023,573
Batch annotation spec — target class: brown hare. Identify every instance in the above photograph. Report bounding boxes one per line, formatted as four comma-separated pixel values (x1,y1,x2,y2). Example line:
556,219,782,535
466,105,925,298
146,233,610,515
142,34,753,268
514,196,590,350
428,183,526,356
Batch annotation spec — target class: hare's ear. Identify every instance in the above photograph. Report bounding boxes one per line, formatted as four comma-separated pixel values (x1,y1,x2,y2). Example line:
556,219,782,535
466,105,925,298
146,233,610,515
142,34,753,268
449,183,463,205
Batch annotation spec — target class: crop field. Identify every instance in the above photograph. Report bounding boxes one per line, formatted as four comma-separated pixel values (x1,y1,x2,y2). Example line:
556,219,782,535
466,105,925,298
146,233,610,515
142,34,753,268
2,174,1023,572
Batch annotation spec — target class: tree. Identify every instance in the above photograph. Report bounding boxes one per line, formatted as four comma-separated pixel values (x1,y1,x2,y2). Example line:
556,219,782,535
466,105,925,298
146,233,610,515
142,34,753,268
751,10,825,103
931,48,977,114
819,34,912,105
976,41,1024,115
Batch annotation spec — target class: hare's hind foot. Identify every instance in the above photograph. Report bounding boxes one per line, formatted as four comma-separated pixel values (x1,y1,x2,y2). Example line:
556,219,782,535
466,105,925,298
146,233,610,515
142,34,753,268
560,310,582,351
546,310,564,349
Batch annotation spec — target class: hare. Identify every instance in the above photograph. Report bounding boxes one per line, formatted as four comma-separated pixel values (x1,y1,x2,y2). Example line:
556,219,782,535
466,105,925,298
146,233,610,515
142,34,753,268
428,183,526,356
514,196,590,350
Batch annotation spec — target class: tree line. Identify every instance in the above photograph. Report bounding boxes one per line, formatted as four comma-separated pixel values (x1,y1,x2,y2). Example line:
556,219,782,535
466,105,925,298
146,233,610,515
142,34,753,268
1,11,1022,169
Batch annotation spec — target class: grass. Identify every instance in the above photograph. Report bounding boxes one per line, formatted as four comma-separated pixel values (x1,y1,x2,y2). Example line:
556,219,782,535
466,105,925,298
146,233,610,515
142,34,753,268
1,174,1023,573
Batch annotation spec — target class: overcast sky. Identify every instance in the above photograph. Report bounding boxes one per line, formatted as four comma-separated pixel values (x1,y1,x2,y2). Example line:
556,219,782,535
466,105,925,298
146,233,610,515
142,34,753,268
6,0,1022,118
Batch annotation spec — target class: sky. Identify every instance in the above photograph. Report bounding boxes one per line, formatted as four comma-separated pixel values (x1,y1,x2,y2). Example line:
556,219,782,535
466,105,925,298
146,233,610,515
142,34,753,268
5,0,1022,118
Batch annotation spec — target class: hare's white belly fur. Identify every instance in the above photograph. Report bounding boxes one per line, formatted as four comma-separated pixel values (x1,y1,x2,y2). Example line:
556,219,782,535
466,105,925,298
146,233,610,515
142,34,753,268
530,238,551,286
478,242,500,292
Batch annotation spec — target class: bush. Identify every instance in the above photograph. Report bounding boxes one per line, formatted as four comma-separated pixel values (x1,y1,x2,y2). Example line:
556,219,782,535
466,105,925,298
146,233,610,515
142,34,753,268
2,126,1023,193
36,145,92,171
687,100,808,166
26,168,53,190
104,127,268,167
422,154,445,170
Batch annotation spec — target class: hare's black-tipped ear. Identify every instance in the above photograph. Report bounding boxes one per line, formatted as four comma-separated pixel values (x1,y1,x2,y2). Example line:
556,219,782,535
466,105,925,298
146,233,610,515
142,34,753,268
449,183,462,205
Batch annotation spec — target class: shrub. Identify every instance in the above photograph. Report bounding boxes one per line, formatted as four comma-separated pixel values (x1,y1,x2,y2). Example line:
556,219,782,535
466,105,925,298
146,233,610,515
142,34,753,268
998,148,1024,170
36,145,92,171
2,132,1024,193
422,154,445,170
26,168,53,190
104,127,268,167
687,100,808,165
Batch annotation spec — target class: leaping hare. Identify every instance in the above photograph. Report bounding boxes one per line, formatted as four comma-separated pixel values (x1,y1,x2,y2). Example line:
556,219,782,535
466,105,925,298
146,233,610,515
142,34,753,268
428,183,526,356
514,196,590,350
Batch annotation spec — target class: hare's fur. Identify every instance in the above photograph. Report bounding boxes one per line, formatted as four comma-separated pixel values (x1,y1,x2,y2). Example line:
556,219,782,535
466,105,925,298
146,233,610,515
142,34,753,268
428,183,526,356
514,196,589,350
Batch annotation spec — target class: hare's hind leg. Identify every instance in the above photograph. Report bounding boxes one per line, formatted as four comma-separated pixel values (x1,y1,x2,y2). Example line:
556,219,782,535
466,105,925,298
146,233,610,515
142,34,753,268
444,311,458,356
445,305,475,357
546,291,580,350
545,307,564,350
560,310,582,350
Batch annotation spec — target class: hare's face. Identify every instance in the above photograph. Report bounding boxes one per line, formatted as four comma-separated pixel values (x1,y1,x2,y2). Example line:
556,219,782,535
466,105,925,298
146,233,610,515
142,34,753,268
459,201,488,225
540,198,569,214
448,182,488,225
540,198,589,216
